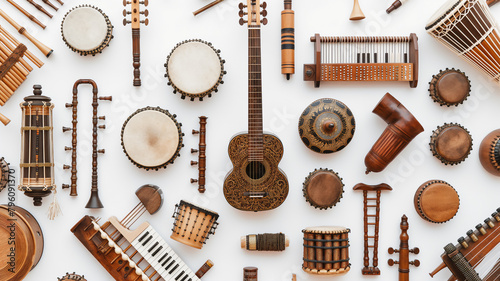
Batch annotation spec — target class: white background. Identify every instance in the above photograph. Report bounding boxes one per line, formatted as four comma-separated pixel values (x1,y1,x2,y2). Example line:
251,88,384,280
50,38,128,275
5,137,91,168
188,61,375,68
1,0,500,280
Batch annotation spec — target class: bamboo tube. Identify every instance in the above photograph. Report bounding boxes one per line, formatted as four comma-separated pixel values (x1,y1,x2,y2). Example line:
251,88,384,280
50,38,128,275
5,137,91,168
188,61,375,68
26,0,52,18
6,0,46,29
0,8,53,57
0,40,31,74
0,47,27,80
0,27,39,69
0,113,10,125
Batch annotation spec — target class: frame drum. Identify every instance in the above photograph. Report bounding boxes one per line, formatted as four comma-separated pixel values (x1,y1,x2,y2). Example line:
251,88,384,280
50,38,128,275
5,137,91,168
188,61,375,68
61,5,113,56
121,107,184,170
171,200,219,249
165,39,226,101
0,205,44,281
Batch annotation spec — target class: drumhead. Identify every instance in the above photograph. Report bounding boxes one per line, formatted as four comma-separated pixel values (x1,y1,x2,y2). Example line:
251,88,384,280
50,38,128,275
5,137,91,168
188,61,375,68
303,226,349,234
166,40,223,97
425,0,462,30
121,107,182,169
62,6,110,52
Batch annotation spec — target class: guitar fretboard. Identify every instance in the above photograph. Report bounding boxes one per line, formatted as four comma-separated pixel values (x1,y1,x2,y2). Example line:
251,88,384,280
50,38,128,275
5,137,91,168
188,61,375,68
248,27,264,161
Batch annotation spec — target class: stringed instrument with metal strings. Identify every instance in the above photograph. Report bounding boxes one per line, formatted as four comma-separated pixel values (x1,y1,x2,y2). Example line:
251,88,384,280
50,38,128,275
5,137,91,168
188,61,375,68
223,0,288,212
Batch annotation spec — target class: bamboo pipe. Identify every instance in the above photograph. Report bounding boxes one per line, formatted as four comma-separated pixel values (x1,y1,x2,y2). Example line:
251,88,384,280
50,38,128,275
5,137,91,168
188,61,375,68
0,8,53,57
0,26,41,68
41,0,58,11
193,0,224,16
26,0,52,18
0,48,26,82
0,40,30,75
5,0,46,29
0,113,9,125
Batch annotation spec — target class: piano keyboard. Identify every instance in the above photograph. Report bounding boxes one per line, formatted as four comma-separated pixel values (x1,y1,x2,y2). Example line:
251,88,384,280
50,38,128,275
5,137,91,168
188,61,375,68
131,226,201,281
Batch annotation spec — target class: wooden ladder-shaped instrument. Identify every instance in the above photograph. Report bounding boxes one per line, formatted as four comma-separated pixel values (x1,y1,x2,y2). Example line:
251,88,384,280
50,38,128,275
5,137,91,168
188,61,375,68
354,183,392,275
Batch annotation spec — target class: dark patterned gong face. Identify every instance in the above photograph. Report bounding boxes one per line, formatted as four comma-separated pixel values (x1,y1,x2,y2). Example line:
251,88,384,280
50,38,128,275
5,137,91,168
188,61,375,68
298,98,355,153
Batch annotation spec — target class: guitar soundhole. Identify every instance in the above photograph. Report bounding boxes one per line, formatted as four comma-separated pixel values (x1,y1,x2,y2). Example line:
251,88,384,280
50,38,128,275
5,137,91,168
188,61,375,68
246,161,266,180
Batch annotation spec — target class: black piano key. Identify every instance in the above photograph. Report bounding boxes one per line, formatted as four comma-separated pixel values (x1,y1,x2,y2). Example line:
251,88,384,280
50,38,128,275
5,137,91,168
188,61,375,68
159,252,168,263
148,241,159,252
152,246,163,257
385,53,389,63
142,235,153,246
374,53,378,63
357,53,360,63
169,264,180,274
404,53,408,63
138,231,149,242
181,275,188,281
176,271,185,280
367,53,370,63
362,53,366,63
162,256,172,267
166,259,176,270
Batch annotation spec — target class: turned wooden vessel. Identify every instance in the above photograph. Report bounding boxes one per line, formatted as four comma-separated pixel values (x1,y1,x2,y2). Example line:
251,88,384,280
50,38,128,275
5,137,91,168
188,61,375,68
430,123,472,165
414,180,460,223
298,98,355,154
303,168,344,209
429,68,470,106
479,129,500,176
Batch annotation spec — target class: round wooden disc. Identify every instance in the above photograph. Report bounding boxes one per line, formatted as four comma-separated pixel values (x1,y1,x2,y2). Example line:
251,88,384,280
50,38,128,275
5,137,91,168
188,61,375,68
429,68,470,106
479,129,500,177
430,123,472,165
298,98,355,154
414,180,460,223
303,169,344,209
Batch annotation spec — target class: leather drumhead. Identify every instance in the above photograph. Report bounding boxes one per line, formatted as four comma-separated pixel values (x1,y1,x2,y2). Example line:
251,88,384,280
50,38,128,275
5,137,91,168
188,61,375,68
303,169,344,209
414,180,460,223
431,124,472,164
122,107,182,169
62,6,109,51
303,226,349,234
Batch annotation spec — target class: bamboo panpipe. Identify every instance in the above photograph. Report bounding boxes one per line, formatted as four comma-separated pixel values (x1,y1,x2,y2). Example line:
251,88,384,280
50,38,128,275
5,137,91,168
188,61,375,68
0,113,10,125
0,8,53,57
6,0,46,28
26,0,53,18
0,25,42,68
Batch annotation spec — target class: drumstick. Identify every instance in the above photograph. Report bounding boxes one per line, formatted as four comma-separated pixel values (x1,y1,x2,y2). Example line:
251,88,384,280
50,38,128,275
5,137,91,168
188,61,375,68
0,8,53,57
5,0,46,29
0,25,42,68
0,113,10,125
193,0,224,16
26,0,53,18
41,0,58,11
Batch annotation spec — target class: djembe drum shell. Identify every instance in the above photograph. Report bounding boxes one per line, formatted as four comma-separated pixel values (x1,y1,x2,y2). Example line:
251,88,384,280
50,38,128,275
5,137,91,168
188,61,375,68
303,168,344,210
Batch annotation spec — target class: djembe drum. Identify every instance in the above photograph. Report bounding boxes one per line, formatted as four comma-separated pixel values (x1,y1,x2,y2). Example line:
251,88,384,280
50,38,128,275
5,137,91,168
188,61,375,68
426,0,500,84
302,226,350,275
170,200,219,249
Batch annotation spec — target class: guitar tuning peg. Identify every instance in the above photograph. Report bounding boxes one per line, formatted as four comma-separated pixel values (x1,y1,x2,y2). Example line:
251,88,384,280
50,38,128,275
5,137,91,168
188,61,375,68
239,18,248,25
123,19,132,26
62,126,72,132
410,260,420,267
409,247,419,254
123,0,131,6
238,10,247,17
262,18,268,25
141,19,149,26
388,247,399,254
260,2,267,8
140,10,149,17
261,9,267,17
140,0,148,6
191,148,198,153
238,3,247,9
123,10,131,17
388,259,398,266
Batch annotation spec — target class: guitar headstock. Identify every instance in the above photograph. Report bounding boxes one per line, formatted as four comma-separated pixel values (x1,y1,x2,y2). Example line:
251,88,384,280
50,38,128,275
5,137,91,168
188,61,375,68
123,0,149,28
239,0,267,27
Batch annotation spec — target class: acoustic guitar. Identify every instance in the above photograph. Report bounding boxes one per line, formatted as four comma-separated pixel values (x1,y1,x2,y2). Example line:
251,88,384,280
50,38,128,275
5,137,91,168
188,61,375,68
223,0,289,212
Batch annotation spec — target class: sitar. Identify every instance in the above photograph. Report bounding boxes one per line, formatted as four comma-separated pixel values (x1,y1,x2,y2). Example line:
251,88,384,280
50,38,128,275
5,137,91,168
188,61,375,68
223,0,288,212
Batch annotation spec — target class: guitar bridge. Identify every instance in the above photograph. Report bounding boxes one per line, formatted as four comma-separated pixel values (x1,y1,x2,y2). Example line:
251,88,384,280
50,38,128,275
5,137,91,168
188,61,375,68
243,191,269,198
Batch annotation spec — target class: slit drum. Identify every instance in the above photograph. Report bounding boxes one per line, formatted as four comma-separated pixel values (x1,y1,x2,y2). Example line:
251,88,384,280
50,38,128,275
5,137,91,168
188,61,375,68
61,5,113,56
121,106,184,170
170,200,219,249
165,39,226,101
426,0,500,84
302,226,350,275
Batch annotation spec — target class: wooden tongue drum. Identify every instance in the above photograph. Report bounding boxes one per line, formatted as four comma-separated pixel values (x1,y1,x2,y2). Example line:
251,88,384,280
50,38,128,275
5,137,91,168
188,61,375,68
365,93,424,174
388,215,420,281
19,85,56,207
72,184,214,281
430,207,500,281
170,200,219,249
303,34,418,88
353,183,393,275
426,0,500,85
0,205,44,281
302,226,351,275
298,98,355,154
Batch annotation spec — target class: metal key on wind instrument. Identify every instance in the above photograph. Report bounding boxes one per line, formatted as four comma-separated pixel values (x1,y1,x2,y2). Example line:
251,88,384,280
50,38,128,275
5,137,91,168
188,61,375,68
281,0,294,79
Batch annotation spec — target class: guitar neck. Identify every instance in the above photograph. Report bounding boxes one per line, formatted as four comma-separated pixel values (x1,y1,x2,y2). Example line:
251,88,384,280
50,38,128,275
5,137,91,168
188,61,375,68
248,27,264,161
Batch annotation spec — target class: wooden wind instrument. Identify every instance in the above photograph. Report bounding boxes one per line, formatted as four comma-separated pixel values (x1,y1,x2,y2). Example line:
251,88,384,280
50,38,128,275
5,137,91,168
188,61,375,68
430,207,500,281
350,0,365,20
26,0,53,18
193,0,225,15
41,0,58,11
62,80,111,207
191,116,207,193
281,0,294,80
6,0,46,29
0,113,10,125
364,93,424,174
388,215,420,281
0,8,53,57
386,0,409,14
123,0,149,86
0,25,42,107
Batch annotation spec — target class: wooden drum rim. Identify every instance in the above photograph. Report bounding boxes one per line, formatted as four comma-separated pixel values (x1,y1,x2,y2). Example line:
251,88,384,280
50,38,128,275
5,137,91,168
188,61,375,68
425,0,463,31
302,168,344,210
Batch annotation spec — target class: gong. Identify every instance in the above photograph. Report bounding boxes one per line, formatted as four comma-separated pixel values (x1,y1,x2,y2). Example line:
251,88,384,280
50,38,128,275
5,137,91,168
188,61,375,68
298,98,355,153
